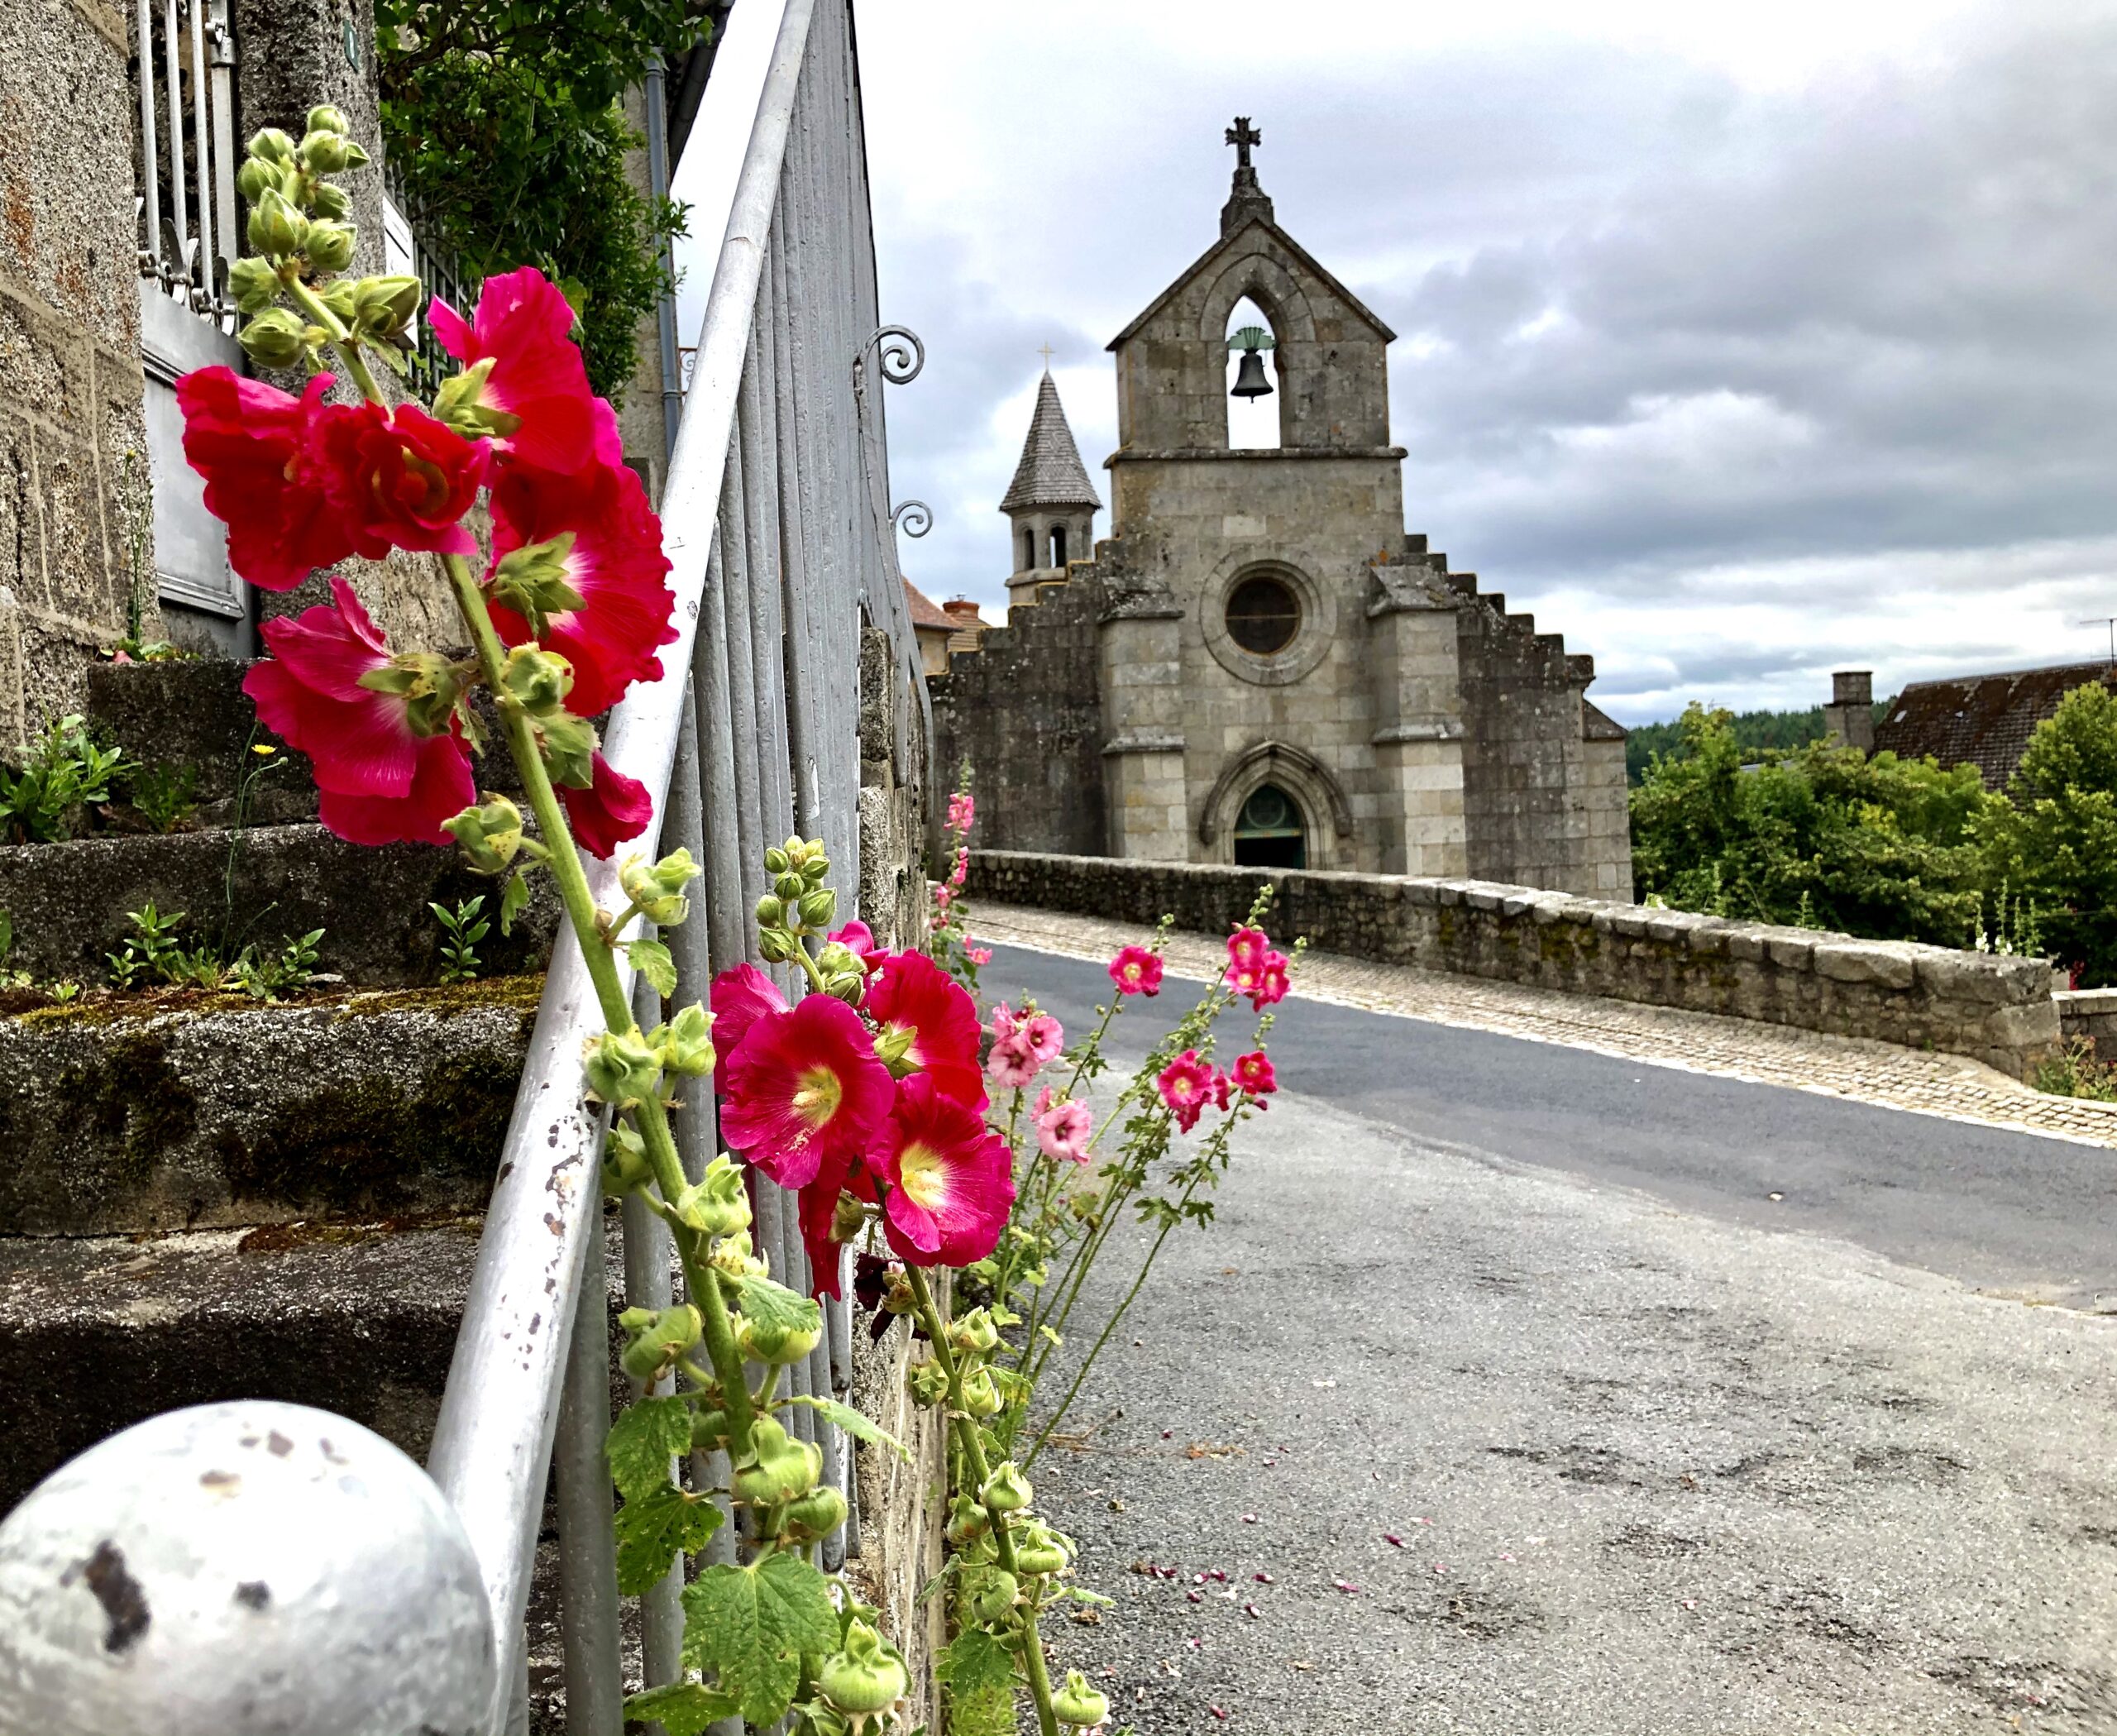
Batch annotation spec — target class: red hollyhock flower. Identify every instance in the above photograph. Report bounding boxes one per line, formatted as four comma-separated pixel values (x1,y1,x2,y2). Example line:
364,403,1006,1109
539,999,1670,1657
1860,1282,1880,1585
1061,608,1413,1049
319,399,488,560
869,1073,1015,1268
863,949,986,1109
1109,945,1164,997
559,751,652,858
708,962,789,1093
1231,1050,1277,1098
430,266,621,476
487,458,676,716
827,920,884,971
177,367,355,590
1156,1049,1217,1134
797,1150,856,1301
242,576,474,846
721,994,896,1189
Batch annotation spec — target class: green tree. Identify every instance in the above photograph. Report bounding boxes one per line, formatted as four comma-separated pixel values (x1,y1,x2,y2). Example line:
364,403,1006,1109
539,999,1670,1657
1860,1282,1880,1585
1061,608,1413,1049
1630,704,1996,945
1986,682,2117,984
376,0,710,399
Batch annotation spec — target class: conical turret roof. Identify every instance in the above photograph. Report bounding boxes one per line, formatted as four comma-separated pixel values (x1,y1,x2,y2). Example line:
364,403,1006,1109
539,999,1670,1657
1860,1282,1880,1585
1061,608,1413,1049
999,371,1102,514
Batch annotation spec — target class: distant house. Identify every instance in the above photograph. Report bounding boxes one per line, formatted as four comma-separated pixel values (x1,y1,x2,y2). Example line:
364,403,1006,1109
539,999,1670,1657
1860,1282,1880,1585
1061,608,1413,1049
1868,661,2117,788
903,581,989,678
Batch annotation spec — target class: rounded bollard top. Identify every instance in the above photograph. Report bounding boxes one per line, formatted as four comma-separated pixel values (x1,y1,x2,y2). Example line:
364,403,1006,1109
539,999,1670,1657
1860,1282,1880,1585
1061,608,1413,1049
0,1400,497,1736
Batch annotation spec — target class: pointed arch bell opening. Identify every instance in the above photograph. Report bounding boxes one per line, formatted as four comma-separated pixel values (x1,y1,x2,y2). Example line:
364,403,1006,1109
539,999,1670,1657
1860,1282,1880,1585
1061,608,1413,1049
1225,294,1281,451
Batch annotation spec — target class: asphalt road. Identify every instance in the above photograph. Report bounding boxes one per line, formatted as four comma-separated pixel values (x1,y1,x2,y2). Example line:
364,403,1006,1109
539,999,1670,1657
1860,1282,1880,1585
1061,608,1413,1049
982,942,2117,1734
985,944,2117,1310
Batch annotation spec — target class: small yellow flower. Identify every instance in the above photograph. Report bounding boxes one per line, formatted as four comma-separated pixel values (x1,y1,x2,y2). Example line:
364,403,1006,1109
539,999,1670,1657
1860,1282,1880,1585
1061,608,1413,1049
251,744,277,756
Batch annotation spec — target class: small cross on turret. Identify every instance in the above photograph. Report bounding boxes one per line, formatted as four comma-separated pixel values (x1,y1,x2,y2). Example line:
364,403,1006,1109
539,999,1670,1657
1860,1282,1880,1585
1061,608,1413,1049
1220,116,1273,236
1226,116,1261,170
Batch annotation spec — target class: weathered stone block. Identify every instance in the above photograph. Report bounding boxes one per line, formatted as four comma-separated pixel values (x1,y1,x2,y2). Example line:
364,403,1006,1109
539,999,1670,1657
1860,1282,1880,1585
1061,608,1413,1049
1811,941,1918,990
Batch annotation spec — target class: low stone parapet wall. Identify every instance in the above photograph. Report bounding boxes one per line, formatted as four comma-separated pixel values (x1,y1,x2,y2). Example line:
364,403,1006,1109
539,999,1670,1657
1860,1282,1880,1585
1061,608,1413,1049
966,851,2061,1078
2056,988,2117,1063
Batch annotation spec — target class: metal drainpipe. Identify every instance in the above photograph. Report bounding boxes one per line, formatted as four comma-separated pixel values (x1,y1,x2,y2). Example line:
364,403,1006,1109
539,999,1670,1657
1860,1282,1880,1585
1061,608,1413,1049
645,52,685,467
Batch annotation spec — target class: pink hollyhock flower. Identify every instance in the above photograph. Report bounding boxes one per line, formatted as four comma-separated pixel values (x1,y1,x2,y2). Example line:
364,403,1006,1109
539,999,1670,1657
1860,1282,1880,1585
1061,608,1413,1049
827,920,884,971
986,1031,1041,1092
968,946,992,965
177,367,354,590
1157,1049,1217,1134
487,457,676,716
430,266,621,476
1227,925,1270,972
869,1074,1015,1267
1021,1011,1063,1064
949,845,968,889
864,949,986,1109
934,885,953,911
1231,1050,1277,1098
721,994,896,1189
559,751,652,858
989,1002,1020,1043
1034,1090,1095,1164
1109,945,1164,997
318,399,488,559
1251,950,1292,1010
243,576,473,846
947,791,975,835
708,962,789,1092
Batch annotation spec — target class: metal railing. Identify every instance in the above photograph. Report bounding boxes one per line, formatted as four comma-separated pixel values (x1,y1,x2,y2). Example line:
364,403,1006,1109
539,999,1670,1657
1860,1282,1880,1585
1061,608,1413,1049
134,0,238,324
381,163,480,398
420,2,930,1729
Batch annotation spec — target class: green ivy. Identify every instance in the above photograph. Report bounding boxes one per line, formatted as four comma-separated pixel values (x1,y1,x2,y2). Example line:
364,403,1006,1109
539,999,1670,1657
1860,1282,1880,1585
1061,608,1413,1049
375,0,712,400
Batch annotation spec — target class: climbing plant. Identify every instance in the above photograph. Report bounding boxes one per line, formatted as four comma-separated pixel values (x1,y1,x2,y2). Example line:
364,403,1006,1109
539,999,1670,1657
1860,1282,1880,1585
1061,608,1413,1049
375,0,710,399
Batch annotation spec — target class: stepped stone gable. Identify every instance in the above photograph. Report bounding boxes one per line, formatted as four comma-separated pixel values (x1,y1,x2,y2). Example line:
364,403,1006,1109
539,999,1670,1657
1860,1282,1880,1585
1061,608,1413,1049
934,122,1634,898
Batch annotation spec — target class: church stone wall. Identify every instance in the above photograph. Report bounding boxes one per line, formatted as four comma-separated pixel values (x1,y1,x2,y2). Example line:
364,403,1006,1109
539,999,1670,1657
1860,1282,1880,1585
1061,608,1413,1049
929,575,1106,859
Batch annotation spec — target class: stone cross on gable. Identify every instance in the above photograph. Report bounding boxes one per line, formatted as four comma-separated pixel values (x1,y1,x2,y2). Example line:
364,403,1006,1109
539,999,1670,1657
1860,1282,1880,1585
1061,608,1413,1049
1226,117,1261,170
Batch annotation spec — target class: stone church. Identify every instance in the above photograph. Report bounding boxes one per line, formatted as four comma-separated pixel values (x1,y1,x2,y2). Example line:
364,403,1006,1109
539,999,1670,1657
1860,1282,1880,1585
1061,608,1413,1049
932,122,1633,897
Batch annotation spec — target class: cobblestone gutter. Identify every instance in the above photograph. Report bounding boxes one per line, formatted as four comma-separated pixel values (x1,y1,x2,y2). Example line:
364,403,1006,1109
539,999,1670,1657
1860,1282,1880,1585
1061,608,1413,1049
968,852,2060,1079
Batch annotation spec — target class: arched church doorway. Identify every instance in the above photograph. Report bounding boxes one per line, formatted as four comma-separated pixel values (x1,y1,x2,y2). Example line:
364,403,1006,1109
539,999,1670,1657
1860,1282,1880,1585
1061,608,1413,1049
1232,782,1306,868
1224,295,1279,451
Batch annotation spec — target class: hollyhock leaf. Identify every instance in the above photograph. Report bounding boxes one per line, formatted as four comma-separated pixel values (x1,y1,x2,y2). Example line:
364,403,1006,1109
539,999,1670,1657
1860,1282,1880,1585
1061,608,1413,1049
936,1628,1015,1696
734,1270,822,1346
627,936,677,997
499,869,531,935
614,1481,724,1597
681,1555,839,1728
784,1394,910,1463
606,1394,692,1502
622,1684,739,1736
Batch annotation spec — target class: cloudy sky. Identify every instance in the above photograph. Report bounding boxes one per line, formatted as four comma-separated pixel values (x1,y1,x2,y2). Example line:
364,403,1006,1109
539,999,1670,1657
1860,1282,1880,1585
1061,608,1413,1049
681,1,2117,726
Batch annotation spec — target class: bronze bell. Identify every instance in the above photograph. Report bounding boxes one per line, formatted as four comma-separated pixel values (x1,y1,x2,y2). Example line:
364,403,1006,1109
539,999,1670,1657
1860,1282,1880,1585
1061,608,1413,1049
1231,347,1274,399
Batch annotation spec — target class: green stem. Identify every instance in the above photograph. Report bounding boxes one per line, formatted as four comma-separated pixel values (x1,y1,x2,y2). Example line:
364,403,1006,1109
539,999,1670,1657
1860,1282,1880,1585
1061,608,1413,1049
284,275,383,404
903,1265,1060,1736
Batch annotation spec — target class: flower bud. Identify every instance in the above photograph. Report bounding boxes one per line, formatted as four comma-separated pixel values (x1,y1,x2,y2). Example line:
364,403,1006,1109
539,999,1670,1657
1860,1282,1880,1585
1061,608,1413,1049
966,1566,1019,1624
352,273,421,337
246,127,298,165
797,887,837,930
882,1268,917,1315
961,1367,1001,1418
781,1484,848,1544
818,1619,907,1718
1052,1670,1110,1729
300,128,355,174
730,1418,820,1505
310,180,351,219
584,1027,662,1108
738,1308,822,1367
600,1119,651,1197
815,940,861,979
773,871,805,903
906,1359,950,1408
237,307,311,369
536,710,598,791
622,847,700,925
801,854,831,882
707,1229,759,1278
944,1492,990,1545
618,1303,701,1383
442,793,525,873
649,1002,716,1078
499,643,573,717
247,186,308,258
303,218,356,274
980,1461,1032,1514
1011,1523,1071,1578
689,1407,730,1452
872,1021,917,1076
305,103,351,136
671,1155,749,1237
317,277,359,322
227,255,281,313
762,846,790,875
753,893,784,928
830,1189,868,1242
236,156,283,204
949,1308,1001,1356
756,927,796,965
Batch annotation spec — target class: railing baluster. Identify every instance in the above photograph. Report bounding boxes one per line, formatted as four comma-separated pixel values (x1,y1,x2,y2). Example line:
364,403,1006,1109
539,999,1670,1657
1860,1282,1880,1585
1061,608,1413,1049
185,0,213,310
136,0,161,279
553,1207,624,1736
160,0,189,292
207,0,237,310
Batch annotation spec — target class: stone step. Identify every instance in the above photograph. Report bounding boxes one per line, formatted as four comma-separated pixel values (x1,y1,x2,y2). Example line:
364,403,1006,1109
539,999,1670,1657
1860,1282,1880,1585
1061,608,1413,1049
0,978,539,1236
0,822,559,987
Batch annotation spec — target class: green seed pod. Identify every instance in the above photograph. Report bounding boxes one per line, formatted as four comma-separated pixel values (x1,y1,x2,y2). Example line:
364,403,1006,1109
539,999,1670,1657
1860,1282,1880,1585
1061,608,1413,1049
227,255,281,314
1011,1521,1071,1578
622,846,700,925
1052,1669,1110,1729
906,1359,950,1408
960,1367,1001,1418
689,1408,730,1452
965,1567,1018,1624
303,218,356,274
305,103,351,136
499,643,573,717
310,180,351,220
671,1154,749,1237
944,1492,990,1546
948,1308,1001,1356
737,1308,822,1367
816,1619,907,1718
600,1119,652,1198
441,792,525,874
246,127,298,165
618,1303,701,1384
237,307,310,369
829,1189,868,1242
980,1461,1032,1514
585,1027,662,1109
649,1002,716,1079
781,1484,847,1543
247,186,308,258
729,1418,819,1506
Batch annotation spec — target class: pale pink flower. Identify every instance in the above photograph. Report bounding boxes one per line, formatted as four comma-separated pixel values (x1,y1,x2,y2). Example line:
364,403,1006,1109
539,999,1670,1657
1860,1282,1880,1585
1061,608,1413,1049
1022,1011,1063,1063
986,1031,1041,1090
988,1001,1020,1043
947,791,976,836
967,945,992,966
1035,1092,1095,1164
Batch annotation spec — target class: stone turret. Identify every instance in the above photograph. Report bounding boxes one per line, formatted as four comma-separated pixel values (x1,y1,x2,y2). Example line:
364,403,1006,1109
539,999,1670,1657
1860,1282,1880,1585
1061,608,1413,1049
1823,670,1876,753
1000,371,1101,609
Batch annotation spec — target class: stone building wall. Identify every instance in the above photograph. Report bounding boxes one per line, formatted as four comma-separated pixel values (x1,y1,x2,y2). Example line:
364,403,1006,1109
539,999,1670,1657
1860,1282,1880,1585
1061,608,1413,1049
0,0,160,752
929,574,1107,858
967,849,2061,1080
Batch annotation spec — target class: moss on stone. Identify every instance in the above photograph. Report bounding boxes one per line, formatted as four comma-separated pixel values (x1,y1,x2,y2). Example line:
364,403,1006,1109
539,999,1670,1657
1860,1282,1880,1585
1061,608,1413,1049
47,1036,198,1179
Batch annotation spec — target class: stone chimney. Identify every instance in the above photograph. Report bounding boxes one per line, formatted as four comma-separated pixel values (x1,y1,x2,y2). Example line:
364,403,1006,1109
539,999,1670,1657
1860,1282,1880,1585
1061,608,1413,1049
1823,670,1876,753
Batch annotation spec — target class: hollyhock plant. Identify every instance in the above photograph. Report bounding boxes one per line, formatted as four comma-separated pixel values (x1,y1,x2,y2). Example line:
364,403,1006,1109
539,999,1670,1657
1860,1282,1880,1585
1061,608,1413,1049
1227,926,1269,972
243,576,474,846
986,1031,1042,1093
486,457,677,717
720,992,896,1188
1033,1087,1094,1164
1156,1049,1218,1134
708,962,790,1092
430,265,622,475
1231,1050,1278,1099
869,1073,1015,1267
864,949,987,1109
1109,944,1164,997
176,368,355,589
